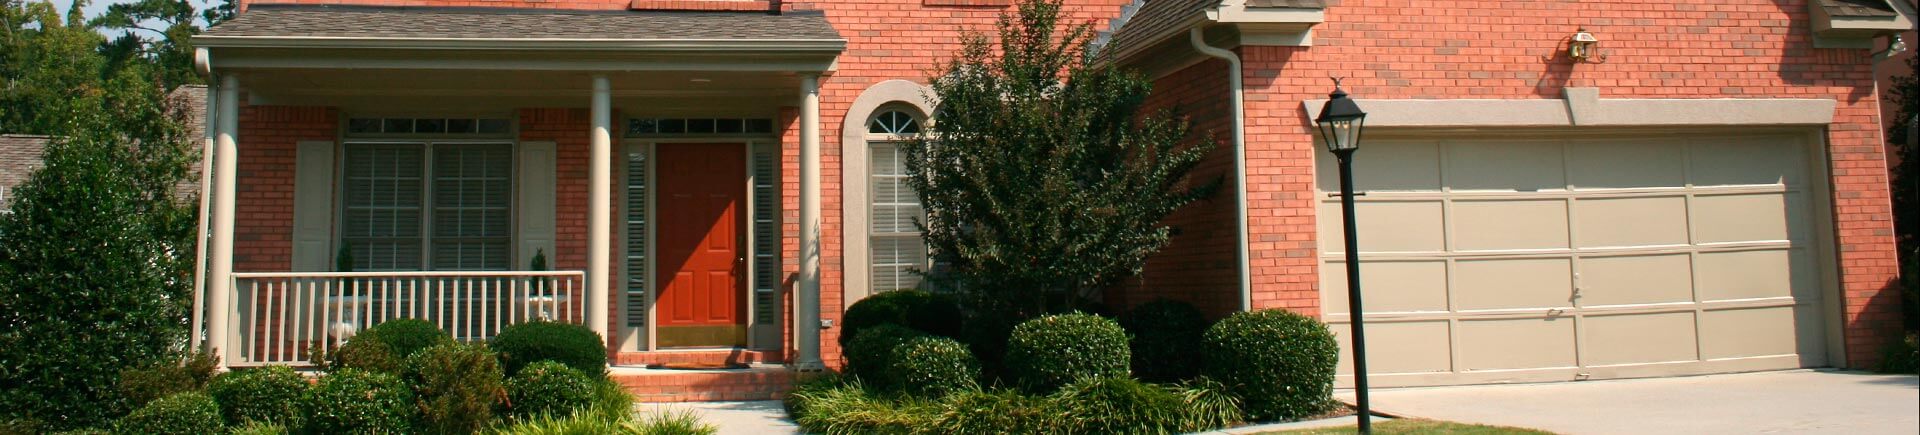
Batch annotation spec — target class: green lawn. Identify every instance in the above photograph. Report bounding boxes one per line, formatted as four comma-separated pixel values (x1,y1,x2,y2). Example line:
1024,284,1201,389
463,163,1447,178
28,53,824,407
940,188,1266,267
1260,418,1556,435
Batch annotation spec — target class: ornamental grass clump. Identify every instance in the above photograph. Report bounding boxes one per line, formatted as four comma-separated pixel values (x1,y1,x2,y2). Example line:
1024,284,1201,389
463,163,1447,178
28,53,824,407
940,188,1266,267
1003,313,1130,393
206,365,307,426
1201,310,1339,422
1051,376,1188,435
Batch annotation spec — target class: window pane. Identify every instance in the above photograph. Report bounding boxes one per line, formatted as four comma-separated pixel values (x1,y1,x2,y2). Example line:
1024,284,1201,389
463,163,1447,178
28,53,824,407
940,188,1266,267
343,143,426,271
477,119,511,134
745,118,774,134
432,144,513,271
348,118,382,134
871,141,930,293
383,119,416,134
872,236,928,292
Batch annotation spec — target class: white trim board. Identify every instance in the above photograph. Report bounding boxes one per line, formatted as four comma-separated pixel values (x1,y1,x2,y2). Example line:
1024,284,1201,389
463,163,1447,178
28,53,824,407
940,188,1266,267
1302,88,1836,128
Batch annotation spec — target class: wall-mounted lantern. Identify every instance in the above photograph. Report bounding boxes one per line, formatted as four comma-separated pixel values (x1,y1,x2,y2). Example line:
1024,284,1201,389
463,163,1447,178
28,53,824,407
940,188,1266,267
1569,28,1604,63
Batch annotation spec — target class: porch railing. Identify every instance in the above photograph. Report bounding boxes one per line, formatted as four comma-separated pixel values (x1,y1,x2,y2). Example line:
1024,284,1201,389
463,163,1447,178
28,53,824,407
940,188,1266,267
228,271,586,366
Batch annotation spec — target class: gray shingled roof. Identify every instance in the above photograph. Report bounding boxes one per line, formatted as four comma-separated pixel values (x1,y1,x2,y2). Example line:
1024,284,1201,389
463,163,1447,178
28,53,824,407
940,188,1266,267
1819,0,1898,17
203,4,841,41
1100,0,1218,60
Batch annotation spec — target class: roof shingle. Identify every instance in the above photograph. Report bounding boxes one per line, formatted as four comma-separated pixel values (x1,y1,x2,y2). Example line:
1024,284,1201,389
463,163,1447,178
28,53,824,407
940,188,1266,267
203,4,842,41
1818,0,1898,18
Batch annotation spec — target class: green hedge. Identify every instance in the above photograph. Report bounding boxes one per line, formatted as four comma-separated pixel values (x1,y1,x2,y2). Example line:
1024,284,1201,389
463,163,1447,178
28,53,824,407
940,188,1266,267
1003,313,1130,393
490,321,606,376
405,343,504,434
504,361,599,419
844,324,925,387
1119,299,1206,382
932,389,1057,434
327,336,403,375
115,352,219,409
839,290,964,350
206,365,307,426
1052,376,1187,435
366,318,452,359
301,369,415,434
1201,310,1339,422
888,336,980,398
111,392,223,435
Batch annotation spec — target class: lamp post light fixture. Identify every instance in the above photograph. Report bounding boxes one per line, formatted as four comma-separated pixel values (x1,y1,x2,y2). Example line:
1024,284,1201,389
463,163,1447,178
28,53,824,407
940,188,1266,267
1315,78,1372,434
1569,28,1603,63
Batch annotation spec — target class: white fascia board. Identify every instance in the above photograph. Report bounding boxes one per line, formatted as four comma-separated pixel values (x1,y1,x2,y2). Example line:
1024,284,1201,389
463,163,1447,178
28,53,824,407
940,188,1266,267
1303,97,1836,128
1807,1,1914,48
193,35,848,52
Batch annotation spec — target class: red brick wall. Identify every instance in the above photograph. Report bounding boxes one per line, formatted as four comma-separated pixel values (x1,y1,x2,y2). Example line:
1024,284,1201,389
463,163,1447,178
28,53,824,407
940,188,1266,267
234,105,337,273
1109,58,1243,319
1204,0,1899,368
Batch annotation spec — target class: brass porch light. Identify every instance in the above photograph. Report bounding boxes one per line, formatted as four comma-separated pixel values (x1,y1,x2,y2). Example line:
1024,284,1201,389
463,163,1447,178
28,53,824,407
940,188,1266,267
1569,28,1603,63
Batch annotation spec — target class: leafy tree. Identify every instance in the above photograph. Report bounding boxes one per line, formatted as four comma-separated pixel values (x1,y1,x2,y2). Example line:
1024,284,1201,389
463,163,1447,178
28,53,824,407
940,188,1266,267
903,0,1217,320
92,0,203,88
1,0,111,134
0,61,199,431
1890,53,1919,332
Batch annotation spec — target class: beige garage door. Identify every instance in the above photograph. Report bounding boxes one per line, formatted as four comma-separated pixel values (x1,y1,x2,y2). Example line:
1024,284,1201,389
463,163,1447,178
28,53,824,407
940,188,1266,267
1316,133,1833,387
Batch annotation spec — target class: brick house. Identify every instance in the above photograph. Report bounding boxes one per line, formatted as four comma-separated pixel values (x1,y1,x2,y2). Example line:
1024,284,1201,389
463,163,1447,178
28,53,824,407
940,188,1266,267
188,0,1912,399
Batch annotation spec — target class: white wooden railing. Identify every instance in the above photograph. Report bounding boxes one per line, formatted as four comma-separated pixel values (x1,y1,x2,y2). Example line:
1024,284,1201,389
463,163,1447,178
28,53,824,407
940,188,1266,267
228,271,586,366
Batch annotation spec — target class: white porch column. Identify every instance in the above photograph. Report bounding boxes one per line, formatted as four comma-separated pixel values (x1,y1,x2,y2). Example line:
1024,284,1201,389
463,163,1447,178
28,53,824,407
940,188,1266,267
207,74,240,367
587,75,612,343
796,74,824,369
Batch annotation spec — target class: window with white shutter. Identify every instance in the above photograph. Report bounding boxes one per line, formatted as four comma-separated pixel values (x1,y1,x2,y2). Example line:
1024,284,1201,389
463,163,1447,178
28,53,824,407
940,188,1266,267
342,142,513,272
868,109,930,293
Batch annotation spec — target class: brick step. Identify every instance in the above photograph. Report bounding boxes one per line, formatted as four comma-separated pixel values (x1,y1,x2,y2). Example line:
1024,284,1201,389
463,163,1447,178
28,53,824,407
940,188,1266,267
611,366,795,403
614,349,784,367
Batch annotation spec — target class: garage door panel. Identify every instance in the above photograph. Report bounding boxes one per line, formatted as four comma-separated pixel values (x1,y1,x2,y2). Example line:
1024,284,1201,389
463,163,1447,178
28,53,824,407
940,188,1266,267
1447,141,1567,192
1455,258,1573,310
1693,193,1791,243
1567,140,1686,190
1696,249,1795,301
1579,254,1694,306
1689,139,1806,188
1700,306,1800,359
1322,260,1448,313
1458,318,1576,371
1315,141,1442,192
1319,201,1445,253
1583,312,1699,366
1574,196,1690,247
1333,321,1452,375
1453,199,1569,251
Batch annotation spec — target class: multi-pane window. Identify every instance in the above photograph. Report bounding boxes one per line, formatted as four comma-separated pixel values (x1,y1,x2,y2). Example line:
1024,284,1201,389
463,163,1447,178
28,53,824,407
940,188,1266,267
869,109,929,292
343,143,512,271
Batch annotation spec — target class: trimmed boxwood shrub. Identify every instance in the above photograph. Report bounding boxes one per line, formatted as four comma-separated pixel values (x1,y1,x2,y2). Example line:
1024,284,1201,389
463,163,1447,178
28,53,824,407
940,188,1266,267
1003,313,1130,393
301,369,415,434
504,361,598,419
839,290,964,349
405,343,504,434
1119,299,1207,382
365,318,452,359
1201,309,1339,422
490,321,606,376
887,336,980,398
206,365,307,426
115,352,219,409
327,337,403,375
1052,376,1187,435
843,324,925,386
112,392,223,435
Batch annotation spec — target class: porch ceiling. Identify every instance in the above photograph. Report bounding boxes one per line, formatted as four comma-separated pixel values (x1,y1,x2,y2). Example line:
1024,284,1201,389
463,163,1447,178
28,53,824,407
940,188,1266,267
237,69,805,111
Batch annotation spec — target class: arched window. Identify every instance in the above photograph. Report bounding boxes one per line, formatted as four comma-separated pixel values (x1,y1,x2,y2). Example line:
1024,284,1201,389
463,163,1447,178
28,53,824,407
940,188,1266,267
866,107,929,292
868,109,923,135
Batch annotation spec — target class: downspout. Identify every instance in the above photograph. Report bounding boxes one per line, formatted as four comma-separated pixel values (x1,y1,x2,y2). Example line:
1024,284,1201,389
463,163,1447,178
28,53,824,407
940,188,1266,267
189,48,214,355
1189,27,1252,312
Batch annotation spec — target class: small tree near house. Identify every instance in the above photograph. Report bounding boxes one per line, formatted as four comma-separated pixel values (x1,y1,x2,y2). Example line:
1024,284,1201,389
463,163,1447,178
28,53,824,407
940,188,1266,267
903,0,1218,321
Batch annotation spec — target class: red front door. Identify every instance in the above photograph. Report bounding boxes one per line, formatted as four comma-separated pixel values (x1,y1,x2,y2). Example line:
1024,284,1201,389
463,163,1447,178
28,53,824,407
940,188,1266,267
654,144,746,347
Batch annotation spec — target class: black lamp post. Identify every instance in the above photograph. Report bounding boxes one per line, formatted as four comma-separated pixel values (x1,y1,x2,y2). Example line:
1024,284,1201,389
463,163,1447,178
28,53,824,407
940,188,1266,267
1315,79,1371,434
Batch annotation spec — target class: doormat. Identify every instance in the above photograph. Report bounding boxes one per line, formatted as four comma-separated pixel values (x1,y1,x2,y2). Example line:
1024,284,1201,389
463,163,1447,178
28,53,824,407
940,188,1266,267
646,362,750,370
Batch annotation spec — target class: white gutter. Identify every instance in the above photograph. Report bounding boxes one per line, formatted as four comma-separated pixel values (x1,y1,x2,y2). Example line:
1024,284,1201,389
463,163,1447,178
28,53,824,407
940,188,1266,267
192,35,848,52
1189,27,1252,312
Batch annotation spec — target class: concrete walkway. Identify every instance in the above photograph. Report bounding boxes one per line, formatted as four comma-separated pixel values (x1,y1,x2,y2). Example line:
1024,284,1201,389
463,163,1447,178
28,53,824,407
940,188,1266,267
638,400,800,435
1338,370,1919,435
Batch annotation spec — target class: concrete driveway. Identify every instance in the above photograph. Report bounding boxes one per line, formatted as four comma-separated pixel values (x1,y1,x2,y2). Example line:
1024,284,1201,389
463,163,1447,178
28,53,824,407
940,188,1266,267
1338,370,1918,435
